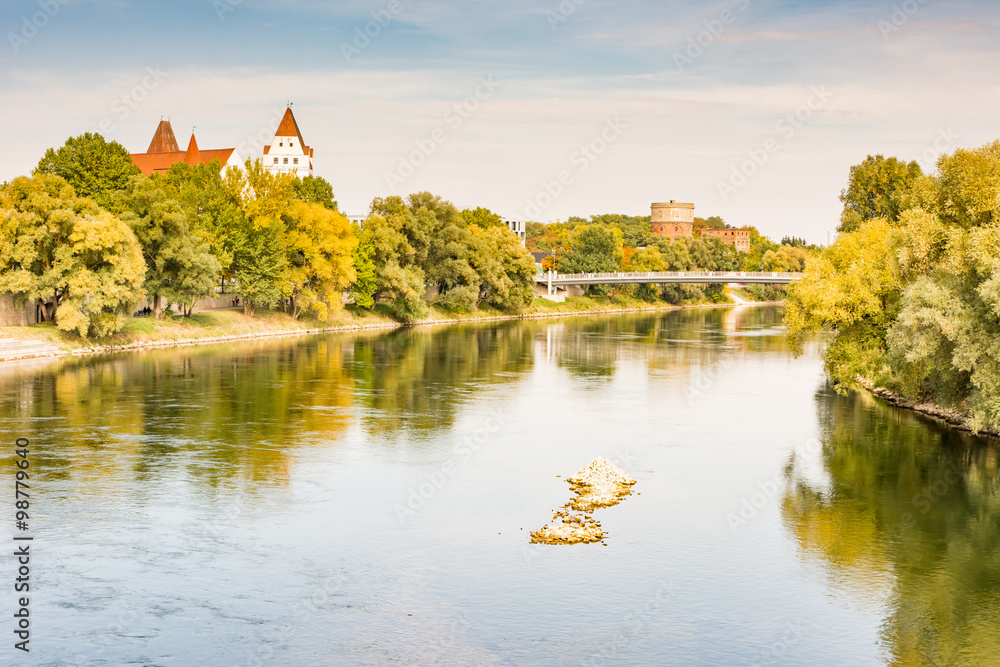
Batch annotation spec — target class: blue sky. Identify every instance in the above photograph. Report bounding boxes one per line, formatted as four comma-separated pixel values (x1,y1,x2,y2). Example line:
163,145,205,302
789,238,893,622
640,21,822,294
2,0,998,243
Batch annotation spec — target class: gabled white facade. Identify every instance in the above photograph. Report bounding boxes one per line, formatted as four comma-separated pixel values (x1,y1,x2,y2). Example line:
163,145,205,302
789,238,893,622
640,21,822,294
263,107,314,179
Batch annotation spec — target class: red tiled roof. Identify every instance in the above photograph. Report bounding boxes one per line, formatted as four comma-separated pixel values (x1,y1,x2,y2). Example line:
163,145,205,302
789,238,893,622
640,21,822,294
275,107,305,145
132,122,240,175
146,120,179,153
184,133,201,164
265,107,311,157
131,147,236,175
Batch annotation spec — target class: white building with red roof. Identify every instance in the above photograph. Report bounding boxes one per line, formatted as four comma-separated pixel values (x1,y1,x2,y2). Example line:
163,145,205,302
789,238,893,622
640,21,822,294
263,106,314,178
130,120,243,176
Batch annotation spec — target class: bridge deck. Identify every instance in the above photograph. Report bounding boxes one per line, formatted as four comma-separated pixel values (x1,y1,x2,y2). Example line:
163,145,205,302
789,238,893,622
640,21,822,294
536,271,803,286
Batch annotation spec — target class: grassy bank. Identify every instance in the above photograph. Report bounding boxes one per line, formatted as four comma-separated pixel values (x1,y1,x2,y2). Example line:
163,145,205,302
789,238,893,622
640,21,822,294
0,292,780,359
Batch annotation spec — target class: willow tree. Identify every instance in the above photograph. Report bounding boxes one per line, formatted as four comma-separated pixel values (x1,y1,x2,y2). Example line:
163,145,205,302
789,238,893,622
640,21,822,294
789,141,1000,431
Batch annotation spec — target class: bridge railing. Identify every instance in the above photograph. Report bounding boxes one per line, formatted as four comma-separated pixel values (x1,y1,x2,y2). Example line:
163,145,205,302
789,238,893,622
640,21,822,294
545,271,802,280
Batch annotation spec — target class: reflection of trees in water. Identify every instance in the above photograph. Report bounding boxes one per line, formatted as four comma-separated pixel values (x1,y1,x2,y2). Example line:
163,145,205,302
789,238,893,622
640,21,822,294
536,306,794,384
782,385,1000,665
349,321,535,439
0,337,358,490
0,306,791,493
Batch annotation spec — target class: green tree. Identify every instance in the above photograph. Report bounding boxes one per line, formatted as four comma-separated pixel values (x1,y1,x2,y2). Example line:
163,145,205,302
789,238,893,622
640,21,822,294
936,140,1000,229
230,218,287,316
625,246,668,301
120,176,221,318
838,155,922,232
223,160,296,314
34,133,141,212
350,225,378,310
560,225,624,274
585,213,651,247
0,175,146,336
460,206,504,229
473,225,537,310
362,211,428,322
292,175,338,210
154,161,235,273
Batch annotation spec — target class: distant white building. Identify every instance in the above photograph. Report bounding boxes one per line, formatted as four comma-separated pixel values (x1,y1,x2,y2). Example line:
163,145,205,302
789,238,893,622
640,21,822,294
263,106,314,178
503,218,526,246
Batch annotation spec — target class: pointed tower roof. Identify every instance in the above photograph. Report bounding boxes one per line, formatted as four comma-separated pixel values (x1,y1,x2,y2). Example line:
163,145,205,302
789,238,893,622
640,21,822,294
184,133,201,165
275,107,307,147
146,120,179,154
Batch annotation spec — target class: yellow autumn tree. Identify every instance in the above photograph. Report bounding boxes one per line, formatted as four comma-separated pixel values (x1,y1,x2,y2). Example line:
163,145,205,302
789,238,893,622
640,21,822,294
281,200,358,320
0,174,146,337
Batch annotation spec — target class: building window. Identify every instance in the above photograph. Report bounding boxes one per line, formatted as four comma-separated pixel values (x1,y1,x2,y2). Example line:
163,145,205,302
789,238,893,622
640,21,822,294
293,158,298,164
674,226,679,232
273,158,278,164
283,158,288,164
280,141,283,147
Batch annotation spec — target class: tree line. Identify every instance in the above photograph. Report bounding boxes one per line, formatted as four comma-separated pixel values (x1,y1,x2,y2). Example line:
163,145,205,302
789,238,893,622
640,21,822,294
525,213,817,303
787,143,1000,431
0,133,537,336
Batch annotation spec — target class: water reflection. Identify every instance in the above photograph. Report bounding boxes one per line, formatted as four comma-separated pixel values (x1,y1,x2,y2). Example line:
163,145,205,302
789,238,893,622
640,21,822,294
0,308,796,497
783,385,1000,665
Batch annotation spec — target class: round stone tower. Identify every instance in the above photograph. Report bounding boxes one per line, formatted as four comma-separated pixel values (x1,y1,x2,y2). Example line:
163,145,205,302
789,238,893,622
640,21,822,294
651,201,695,240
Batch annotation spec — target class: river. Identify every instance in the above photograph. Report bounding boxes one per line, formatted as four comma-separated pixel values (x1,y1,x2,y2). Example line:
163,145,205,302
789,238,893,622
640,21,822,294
1,306,997,666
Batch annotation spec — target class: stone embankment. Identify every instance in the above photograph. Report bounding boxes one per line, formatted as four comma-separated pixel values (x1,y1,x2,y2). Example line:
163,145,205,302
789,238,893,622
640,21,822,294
0,338,61,362
860,380,1000,440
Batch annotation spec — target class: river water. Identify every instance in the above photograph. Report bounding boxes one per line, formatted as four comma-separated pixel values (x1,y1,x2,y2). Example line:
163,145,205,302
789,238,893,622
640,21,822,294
1,306,998,666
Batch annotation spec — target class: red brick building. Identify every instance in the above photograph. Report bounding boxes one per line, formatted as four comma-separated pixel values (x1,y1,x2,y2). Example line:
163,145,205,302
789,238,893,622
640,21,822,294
702,228,751,252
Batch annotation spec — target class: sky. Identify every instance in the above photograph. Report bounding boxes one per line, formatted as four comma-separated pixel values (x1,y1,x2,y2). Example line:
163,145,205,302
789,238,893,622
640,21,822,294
1,0,998,244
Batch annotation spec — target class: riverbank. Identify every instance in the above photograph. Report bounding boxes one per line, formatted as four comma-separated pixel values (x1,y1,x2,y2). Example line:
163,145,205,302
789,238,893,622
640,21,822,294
0,295,783,363
859,380,1000,441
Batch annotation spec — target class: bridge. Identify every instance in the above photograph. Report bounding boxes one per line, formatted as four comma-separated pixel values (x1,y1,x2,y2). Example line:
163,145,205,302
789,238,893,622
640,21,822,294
535,270,803,301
